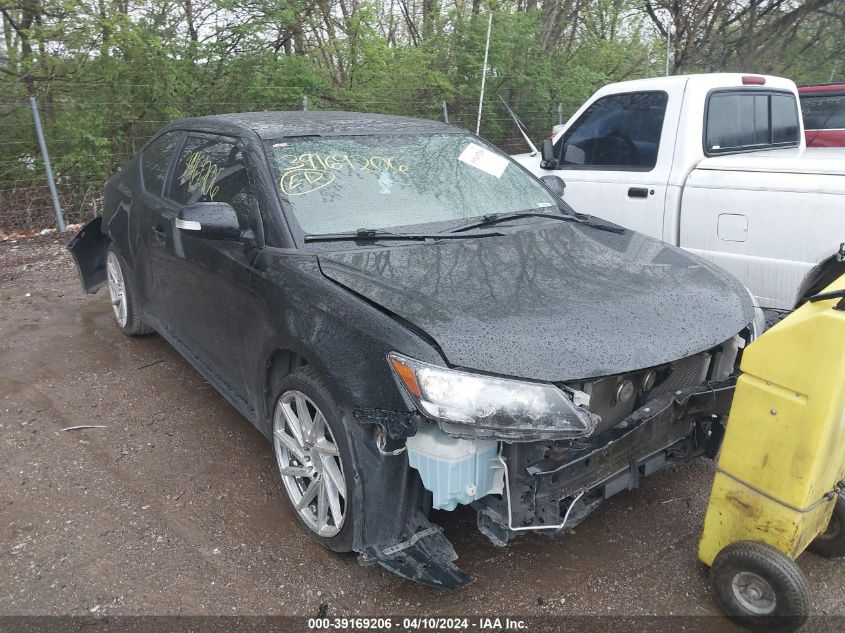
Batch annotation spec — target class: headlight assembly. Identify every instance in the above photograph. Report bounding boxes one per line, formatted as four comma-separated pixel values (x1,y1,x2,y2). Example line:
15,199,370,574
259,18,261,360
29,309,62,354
388,352,597,441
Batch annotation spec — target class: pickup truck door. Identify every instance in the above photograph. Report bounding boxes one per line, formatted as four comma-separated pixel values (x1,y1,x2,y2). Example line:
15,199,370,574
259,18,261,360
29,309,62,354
546,90,680,239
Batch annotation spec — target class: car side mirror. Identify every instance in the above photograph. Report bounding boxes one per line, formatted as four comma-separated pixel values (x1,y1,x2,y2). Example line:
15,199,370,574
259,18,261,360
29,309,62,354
540,138,558,170
176,202,243,240
540,175,566,198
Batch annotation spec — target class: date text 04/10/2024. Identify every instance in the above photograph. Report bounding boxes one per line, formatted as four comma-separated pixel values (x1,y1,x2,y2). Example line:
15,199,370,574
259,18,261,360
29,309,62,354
307,617,528,631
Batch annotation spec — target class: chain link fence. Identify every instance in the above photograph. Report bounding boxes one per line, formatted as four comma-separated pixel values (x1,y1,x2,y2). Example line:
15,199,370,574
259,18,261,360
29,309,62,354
0,89,564,234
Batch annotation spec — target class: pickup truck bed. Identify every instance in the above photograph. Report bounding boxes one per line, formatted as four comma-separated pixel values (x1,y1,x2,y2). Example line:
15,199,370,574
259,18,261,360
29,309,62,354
696,147,845,176
681,148,845,309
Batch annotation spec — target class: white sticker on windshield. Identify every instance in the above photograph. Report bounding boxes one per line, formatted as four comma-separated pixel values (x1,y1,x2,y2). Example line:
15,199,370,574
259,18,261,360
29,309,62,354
458,143,509,178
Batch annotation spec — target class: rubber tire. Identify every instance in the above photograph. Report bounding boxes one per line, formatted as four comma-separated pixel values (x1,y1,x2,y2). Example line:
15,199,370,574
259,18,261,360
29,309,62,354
272,366,355,553
711,541,810,633
808,495,845,558
106,245,154,336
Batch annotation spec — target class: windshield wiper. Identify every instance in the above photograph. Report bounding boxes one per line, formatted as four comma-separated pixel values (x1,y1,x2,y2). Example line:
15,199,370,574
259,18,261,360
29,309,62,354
304,227,504,243
448,210,625,234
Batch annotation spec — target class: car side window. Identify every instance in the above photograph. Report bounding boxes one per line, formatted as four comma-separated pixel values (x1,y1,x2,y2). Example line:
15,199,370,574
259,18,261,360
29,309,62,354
705,90,800,154
167,135,253,230
801,94,845,130
553,91,668,170
141,131,181,196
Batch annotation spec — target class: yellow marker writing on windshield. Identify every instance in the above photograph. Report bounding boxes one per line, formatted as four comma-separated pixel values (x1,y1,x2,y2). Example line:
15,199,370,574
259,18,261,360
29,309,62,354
278,153,408,196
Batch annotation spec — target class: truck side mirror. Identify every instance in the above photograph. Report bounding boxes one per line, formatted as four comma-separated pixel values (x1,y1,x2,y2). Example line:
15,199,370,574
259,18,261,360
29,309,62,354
540,175,566,198
176,202,243,240
540,138,558,170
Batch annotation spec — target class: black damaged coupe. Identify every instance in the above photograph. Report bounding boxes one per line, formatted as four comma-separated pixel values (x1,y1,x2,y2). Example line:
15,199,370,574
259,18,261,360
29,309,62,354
69,111,762,588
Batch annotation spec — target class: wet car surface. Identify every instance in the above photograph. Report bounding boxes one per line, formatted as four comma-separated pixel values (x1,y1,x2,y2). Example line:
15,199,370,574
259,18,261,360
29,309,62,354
66,112,759,588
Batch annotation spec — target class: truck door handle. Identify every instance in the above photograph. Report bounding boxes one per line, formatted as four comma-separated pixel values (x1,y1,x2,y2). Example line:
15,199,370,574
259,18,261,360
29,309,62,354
628,187,649,198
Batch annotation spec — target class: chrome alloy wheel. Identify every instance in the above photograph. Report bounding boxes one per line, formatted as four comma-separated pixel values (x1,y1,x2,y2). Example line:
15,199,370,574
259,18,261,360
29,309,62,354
106,251,128,328
273,390,347,537
731,571,777,615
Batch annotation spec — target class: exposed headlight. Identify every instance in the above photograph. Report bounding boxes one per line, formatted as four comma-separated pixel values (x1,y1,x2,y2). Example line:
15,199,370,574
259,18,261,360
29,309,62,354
388,352,597,441
744,286,766,340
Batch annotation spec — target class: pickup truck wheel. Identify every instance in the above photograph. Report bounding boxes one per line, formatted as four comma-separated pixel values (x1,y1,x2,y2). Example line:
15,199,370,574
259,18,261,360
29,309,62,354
807,495,845,558
272,366,354,553
711,541,809,633
105,246,153,336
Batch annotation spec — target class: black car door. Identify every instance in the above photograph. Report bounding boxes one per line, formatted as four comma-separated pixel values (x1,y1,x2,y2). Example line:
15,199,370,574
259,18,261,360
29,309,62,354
156,134,263,407
136,130,184,322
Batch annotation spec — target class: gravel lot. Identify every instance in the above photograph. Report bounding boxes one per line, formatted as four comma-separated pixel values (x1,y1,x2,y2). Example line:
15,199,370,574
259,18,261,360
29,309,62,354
1,236,842,630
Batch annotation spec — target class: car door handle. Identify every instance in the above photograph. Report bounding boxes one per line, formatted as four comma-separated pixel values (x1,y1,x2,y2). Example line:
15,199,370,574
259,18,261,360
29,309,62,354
628,187,650,198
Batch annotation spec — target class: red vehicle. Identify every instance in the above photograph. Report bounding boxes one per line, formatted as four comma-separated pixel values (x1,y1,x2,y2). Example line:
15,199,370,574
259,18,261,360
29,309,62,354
799,83,845,147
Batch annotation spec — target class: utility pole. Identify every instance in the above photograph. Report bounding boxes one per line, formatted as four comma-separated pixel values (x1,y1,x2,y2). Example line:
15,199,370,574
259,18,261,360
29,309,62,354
29,97,65,233
666,30,672,76
476,12,493,135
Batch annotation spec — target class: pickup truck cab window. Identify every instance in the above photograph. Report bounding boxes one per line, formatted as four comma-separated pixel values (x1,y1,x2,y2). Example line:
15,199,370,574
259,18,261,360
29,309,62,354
705,90,800,154
141,131,182,196
553,91,668,171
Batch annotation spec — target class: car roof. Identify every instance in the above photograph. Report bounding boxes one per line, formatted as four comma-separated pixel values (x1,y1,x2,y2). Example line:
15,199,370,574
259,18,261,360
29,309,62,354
166,111,462,139
798,83,845,94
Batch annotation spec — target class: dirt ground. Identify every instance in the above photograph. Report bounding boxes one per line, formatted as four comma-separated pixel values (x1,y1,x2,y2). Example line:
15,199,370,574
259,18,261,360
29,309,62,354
1,236,843,629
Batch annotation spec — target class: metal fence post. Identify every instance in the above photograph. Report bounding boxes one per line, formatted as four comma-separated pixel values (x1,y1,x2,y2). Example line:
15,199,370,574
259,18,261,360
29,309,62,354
29,96,66,233
442,101,449,124
302,95,308,112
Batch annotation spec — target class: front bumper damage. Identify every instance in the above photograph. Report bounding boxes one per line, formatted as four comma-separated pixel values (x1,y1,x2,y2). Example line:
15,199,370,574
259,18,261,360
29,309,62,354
354,379,735,589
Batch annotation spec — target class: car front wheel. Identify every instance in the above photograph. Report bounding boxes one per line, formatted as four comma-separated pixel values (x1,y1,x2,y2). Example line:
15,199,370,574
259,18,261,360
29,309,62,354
272,366,355,552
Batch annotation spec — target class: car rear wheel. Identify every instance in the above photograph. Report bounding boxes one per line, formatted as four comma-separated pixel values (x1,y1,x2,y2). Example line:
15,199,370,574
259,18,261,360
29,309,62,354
106,246,153,336
272,366,354,552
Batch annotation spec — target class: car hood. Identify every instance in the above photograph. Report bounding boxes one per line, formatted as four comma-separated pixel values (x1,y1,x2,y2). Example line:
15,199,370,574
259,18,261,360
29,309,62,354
317,223,755,382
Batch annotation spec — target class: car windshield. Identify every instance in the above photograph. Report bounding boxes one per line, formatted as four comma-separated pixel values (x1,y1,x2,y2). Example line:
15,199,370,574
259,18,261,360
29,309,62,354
265,133,563,236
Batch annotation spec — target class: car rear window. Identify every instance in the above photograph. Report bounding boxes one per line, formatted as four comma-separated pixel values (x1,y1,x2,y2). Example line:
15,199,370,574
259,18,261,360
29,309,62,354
800,93,845,130
705,90,800,154
141,131,181,196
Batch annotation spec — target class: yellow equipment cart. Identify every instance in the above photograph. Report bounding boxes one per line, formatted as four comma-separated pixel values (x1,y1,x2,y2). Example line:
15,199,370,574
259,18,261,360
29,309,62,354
698,276,845,633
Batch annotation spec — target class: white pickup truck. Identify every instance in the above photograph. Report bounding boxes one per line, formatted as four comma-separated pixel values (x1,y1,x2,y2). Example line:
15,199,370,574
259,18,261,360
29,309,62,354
513,73,845,311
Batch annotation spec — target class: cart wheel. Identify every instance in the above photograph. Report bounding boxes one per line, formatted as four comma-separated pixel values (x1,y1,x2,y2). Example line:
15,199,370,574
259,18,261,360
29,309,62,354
711,541,810,633
808,495,845,558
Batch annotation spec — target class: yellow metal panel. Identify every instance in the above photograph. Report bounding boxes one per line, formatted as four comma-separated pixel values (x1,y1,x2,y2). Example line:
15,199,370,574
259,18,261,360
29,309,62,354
698,473,834,566
699,274,845,563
